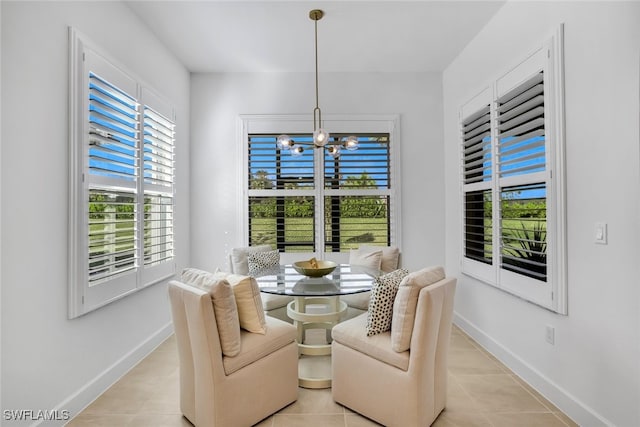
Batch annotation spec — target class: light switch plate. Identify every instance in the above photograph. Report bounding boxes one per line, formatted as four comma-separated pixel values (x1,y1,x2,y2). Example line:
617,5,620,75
595,222,608,245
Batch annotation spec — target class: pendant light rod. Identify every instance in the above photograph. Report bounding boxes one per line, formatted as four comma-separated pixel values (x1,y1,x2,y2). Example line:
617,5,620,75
310,9,323,131
276,9,358,157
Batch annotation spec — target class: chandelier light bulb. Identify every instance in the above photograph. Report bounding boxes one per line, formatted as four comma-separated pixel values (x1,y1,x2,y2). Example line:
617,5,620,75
291,145,304,156
344,135,359,151
277,134,293,150
313,128,330,147
327,145,340,158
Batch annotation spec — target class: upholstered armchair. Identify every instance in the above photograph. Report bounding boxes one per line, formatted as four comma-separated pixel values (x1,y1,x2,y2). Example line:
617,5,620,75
168,279,298,426
331,271,456,426
340,245,401,319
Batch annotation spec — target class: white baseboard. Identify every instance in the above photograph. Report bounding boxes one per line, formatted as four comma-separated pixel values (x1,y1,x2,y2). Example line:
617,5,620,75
453,312,612,427
38,321,174,427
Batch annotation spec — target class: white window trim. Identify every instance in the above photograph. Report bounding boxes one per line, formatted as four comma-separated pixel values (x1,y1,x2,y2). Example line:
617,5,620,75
239,114,401,265
68,28,176,318
459,25,567,314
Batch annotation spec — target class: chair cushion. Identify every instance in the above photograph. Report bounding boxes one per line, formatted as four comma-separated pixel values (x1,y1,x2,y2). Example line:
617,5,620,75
247,249,280,276
332,313,409,371
359,245,400,273
341,291,371,311
223,316,297,375
391,266,445,352
261,293,294,311
230,244,272,275
365,269,409,336
349,248,383,271
180,268,241,357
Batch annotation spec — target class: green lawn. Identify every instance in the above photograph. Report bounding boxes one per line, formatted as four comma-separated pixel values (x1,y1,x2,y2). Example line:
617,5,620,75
250,217,389,251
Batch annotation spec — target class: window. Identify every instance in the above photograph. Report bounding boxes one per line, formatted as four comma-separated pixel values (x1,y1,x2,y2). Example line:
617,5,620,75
243,116,399,257
460,27,567,313
69,30,175,317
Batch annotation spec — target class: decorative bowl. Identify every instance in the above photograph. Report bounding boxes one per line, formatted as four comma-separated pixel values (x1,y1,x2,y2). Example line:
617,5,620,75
292,260,337,277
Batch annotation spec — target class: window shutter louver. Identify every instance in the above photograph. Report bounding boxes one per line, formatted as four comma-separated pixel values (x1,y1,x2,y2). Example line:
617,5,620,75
497,71,547,282
144,194,174,266
497,72,545,178
462,105,493,266
462,106,492,184
87,73,140,285
88,189,137,284
248,135,315,189
323,135,390,189
143,106,175,267
88,73,139,183
323,134,392,251
323,195,390,252
500,183,547,281
248,196,316,252
248,136,316,251
143,106,175,188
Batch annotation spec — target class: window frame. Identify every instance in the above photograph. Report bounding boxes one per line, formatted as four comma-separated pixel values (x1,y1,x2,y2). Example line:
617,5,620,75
68,28,176,318
459,26,567,314
240,115,401,264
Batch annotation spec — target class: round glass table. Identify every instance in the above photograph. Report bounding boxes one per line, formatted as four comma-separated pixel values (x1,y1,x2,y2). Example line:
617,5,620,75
254,264,379,388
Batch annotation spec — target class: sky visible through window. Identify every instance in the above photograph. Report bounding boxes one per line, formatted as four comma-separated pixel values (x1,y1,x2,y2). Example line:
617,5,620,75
249,135,390,188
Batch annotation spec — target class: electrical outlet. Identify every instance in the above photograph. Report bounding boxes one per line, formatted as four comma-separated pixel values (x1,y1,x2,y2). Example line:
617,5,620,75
545,325,555,345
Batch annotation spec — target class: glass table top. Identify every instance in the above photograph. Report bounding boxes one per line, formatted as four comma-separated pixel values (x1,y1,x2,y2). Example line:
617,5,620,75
254,264,379,297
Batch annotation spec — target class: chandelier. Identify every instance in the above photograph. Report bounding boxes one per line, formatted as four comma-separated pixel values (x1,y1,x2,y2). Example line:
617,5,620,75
277,9,358,158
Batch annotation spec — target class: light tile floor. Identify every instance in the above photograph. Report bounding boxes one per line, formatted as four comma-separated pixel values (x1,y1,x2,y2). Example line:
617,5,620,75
68,325,578,426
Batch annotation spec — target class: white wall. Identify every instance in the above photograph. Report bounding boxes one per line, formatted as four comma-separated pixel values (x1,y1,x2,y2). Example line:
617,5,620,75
443,2,640,426
1,1,190,423
190,71,445,273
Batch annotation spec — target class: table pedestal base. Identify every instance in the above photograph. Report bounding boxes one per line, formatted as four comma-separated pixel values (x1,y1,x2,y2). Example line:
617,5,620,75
286,296,347,389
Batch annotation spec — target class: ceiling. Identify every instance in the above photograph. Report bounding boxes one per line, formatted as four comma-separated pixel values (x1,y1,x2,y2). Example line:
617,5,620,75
125,1,506,73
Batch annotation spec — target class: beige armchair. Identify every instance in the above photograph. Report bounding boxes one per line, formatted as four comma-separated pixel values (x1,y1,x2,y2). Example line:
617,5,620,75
341,245,401,319
331,275,456,427
168,280,298,426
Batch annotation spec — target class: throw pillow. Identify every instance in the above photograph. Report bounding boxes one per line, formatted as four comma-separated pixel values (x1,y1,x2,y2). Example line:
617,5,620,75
365,269,409,336
349,248,383,271
391,266,445,352
247,249,280,276
180,268,242,357
230,244,272,275
223,272,268,335
360,245,400,273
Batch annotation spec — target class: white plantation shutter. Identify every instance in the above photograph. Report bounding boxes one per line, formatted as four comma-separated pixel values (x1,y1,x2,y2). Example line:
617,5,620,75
497,72,546,179
69,30,176,317
462,104,493,267
87,73,140,285
247,135,316,252
323,134,392,251
143,106,175,268
497,72,547,283
462,105,492,185
459,27,566,314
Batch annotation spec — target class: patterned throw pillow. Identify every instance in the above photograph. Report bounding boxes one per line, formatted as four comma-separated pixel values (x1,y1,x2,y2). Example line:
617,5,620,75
247,249,280,275
365,268,409,336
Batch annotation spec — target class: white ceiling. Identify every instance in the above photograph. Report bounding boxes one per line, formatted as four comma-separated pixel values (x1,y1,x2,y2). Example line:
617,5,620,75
125,1,505,73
